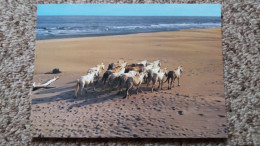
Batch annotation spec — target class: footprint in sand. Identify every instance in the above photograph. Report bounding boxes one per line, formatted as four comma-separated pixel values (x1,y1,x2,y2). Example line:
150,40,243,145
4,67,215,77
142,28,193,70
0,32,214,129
147,122,154,126
135,107,140,110
154,108,161,112
183,95,189,98
178,110,183,115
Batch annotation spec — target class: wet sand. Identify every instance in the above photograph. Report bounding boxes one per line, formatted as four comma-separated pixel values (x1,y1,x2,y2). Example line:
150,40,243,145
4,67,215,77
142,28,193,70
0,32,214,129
31,27,227,138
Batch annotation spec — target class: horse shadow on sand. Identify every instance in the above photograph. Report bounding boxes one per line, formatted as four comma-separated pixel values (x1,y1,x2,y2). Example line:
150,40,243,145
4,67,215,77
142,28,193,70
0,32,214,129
66,83,154,110
31,81,142,107
31,78,166,111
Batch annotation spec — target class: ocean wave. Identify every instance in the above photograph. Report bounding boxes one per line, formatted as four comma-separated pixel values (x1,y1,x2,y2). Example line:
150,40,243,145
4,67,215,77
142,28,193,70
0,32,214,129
108,23,220,30
37,22,220,31
36,22,221,39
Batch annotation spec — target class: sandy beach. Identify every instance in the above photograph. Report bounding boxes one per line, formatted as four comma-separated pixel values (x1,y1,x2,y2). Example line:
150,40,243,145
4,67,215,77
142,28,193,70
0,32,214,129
31,27,227,138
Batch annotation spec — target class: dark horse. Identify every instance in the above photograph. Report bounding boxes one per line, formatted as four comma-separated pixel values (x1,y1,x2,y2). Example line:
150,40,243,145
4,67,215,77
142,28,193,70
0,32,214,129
164,71,177,89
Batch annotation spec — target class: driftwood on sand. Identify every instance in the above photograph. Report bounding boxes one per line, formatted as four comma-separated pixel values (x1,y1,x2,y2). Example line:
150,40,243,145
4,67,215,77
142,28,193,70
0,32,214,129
33,77,59,91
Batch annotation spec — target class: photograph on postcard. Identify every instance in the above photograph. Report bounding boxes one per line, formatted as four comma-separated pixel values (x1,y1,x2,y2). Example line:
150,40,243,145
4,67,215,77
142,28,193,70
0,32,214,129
31,4,227,138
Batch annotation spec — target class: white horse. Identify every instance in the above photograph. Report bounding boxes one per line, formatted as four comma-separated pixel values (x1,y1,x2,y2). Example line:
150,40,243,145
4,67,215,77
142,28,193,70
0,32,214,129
174,65,183,86
87,63,105,80
144,64,153,71
146,67,161,86
151,68,167,92
124,72,147,99
152,60,161,68
75,72,96,98
119,62,127,68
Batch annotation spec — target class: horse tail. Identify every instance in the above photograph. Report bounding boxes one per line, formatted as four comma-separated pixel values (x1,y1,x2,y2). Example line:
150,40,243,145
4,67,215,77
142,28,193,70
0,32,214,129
75,79,80,98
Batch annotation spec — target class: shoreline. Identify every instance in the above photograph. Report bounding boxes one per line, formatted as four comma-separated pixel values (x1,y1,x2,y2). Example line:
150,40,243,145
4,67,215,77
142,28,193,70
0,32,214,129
36,27,221,42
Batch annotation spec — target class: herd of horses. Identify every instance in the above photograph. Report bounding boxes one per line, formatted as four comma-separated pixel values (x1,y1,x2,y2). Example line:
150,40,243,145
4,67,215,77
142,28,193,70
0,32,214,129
75,60,183,98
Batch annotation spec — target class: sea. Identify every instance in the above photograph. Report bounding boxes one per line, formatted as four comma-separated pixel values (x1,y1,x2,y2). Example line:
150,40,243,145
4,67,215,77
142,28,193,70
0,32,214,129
36,16,221,40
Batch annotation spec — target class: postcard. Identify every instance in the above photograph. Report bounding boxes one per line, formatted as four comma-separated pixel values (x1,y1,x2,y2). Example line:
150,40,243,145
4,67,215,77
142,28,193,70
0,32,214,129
31,4,227,138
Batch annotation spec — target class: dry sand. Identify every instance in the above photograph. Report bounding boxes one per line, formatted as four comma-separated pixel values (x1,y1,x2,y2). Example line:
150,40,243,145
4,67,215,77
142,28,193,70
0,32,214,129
31,27,227,138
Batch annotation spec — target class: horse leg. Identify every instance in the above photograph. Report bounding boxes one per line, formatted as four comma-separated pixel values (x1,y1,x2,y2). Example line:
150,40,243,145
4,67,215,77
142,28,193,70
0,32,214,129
168,78,172,89
139,84,143,93
114,79,120,89
124,84,132,99
118,80,124,94
93,83,95,91
123,88,128,99
117,86,122,94
103,77,107,85
170,78,173,89
146,78,150,87
84,84,88,96
107,82,112,93
81,82,85,96
158,80,160,89
172,77,175,88
161,79,163,90
178,78,180,86
97,74,100,81
127,86,131,96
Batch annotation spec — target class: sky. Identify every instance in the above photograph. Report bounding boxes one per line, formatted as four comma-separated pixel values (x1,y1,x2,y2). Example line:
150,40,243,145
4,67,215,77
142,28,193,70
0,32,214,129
37,4,221,17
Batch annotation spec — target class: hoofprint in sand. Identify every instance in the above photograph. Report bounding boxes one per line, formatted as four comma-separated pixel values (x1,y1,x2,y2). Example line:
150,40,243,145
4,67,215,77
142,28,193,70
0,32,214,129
31,27,227,138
